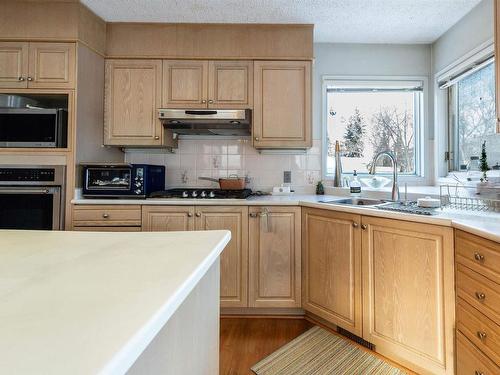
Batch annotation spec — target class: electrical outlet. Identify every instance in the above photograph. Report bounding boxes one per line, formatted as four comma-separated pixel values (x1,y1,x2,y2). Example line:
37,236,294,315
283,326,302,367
283,171,291,184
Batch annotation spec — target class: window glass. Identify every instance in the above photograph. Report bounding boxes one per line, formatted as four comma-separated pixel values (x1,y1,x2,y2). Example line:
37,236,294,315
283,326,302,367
325,84,422,176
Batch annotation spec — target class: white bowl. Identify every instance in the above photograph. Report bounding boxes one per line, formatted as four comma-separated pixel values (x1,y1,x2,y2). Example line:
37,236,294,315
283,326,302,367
360,176,391,189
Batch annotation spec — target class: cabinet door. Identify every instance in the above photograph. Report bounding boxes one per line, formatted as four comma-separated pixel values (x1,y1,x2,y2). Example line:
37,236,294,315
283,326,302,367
248,206,301,308
162,60,208,108
362,217,455,375
0,42,28,88
195,206,249,308
253,61,311,148
208,61,253,108
142,206,195,231
28,42,75,88
104,59,164,146
302,208,362,336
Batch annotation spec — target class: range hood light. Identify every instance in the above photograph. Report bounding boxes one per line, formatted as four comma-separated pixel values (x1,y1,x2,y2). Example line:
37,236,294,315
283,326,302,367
230,120,240,124
170,120,180,124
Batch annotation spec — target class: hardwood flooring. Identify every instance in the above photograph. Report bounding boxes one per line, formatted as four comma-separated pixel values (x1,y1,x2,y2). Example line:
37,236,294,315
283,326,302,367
220,317,313,375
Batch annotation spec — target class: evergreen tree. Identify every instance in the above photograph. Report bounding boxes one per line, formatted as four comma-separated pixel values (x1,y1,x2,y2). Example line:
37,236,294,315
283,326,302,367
343,108,366,158
480,141,489,181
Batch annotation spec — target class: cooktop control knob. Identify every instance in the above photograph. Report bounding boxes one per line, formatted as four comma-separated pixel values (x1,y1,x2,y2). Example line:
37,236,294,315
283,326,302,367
134,189,142,194
191,191,198,198
209,191,215,198
182,191,189,198
200,191,207,198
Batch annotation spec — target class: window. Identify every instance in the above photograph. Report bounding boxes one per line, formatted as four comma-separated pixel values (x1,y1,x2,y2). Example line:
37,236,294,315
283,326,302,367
323,79,424,177
447,61,498,171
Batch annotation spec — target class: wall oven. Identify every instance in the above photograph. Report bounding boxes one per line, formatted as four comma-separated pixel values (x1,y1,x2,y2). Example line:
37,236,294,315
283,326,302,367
0,166,65,230
0,108,68,148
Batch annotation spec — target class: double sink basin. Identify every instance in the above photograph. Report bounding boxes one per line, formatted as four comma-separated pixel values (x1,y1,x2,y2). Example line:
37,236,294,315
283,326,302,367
320,198,389,207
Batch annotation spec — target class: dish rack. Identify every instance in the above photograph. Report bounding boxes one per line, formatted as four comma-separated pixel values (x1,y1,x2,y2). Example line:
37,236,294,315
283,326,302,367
439,184,500,212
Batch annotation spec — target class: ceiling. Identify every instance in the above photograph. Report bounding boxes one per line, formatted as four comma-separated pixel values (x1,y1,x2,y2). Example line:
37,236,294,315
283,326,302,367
81,0,482,44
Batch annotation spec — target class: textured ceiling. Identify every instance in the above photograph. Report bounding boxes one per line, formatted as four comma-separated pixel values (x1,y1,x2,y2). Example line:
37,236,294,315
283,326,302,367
81,0,482,44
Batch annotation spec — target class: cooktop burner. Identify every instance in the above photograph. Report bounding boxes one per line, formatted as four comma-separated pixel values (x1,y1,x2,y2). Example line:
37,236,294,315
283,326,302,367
149,188,253,199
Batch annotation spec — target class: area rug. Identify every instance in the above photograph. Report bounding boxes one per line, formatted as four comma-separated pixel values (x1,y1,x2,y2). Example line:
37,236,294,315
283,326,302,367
251,326,407,375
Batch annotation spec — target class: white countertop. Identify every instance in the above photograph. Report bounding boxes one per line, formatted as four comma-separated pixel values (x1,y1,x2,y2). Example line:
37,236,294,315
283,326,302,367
0,230,231,375
72,194,500,242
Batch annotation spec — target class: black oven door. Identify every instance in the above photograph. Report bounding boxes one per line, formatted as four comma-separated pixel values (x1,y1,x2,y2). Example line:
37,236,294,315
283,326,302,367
0,186,62,230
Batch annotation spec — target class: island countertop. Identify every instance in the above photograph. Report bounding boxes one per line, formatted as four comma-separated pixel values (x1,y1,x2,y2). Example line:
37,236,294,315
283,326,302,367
0,230,231,375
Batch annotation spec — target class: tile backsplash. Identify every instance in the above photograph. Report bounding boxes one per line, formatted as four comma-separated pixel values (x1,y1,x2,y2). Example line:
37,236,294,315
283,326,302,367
125,137,322,193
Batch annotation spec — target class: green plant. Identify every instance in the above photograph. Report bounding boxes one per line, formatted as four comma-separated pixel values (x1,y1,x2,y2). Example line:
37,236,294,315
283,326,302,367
479,141,489,182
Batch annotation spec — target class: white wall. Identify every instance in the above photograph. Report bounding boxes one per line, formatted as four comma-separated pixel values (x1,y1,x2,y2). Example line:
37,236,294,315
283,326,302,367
432,0,494,74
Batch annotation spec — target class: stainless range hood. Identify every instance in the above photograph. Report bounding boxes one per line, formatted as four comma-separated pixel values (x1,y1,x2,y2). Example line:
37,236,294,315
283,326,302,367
158,109,251,136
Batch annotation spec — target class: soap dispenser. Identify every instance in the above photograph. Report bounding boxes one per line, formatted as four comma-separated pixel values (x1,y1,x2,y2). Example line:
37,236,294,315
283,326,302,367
350,170,361,197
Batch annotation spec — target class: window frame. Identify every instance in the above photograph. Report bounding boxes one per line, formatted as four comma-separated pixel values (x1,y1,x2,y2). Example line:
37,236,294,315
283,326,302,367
321,75,428,183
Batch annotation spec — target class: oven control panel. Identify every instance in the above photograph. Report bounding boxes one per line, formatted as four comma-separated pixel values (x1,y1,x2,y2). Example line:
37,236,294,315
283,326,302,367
0,168,55,182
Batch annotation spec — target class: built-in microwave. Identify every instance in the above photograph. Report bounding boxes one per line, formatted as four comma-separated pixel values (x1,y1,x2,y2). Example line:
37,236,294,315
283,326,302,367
81,164,166,198
0,108,68,148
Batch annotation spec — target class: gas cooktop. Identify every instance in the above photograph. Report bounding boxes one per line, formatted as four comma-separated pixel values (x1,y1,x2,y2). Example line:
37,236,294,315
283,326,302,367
149,188,253,199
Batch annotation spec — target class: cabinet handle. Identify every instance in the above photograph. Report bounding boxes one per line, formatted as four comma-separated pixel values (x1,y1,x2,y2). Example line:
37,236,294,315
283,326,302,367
361,224,367,230
352,222,359,228
477,331,487,340
187,212,193,217
475,371,484,375
475,292,486,301
195,212,201,217
249,212,258,218
201,100,207,104
27,76,33,81
154,136,160,140
474,252,485,262
254,137,259,141
208,100,214,104
18,76,25,81
102,213,109,219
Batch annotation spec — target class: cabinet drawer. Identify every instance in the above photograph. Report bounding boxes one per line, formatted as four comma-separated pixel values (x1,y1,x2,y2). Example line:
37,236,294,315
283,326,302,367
456,264,500,324
73,205,141,226
456,230,500,284
457,298,500,365
73,226,141,232
457,331,500,375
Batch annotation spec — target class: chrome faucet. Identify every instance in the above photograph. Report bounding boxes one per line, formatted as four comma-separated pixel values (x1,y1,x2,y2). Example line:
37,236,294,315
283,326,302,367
369,151,400,201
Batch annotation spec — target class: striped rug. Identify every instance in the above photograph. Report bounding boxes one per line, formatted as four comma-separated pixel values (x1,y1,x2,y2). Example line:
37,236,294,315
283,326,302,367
251,326,407,375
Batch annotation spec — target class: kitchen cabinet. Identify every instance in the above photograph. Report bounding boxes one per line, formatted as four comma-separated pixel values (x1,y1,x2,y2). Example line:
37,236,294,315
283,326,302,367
72,205,142,231
104,59,176,147
253,60,312,149
142,205,249,308
362,216,455,375
142,206,195,231
162,60,253,109
195,206,249,308
0,41,75,89
302,208,362,336
248,206,301,308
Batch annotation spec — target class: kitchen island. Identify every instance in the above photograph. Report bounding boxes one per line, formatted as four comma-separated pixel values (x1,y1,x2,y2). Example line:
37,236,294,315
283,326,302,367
0,229,231,375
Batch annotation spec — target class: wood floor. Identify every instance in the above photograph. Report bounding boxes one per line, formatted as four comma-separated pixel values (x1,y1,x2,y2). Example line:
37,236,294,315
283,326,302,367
220,317,313,375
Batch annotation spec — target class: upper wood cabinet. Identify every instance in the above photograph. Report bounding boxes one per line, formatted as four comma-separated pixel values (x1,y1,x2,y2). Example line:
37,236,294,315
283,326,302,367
162,60,253,109
248,206,301,308
302,208,363,336
0,41,75,89
253,60,312,149
362,216,455,375
195,206,249,308
104,59,175,147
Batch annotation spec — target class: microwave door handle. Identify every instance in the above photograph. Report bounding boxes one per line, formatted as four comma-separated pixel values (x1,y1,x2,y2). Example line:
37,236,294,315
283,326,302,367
0,188,51,194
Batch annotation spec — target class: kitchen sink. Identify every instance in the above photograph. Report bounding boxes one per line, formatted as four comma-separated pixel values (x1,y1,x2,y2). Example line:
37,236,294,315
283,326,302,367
320,198,388,206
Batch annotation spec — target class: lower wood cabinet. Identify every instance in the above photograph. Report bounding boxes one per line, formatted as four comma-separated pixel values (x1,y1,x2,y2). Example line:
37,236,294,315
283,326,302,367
142,205,249,308
302,208,362,336
248,206,301,308
362,216,455,375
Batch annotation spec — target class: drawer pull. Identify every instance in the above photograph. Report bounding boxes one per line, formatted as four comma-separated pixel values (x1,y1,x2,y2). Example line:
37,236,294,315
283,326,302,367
102,213,109,219
187,212,193,217
474,252,485,262
475,292,486,301
352,222,359,228
195,212,201,217
477,331,487,340
475,371,484,375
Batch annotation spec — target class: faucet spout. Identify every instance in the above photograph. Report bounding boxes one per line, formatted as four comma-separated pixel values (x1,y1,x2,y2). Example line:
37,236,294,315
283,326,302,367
369,151,400,201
